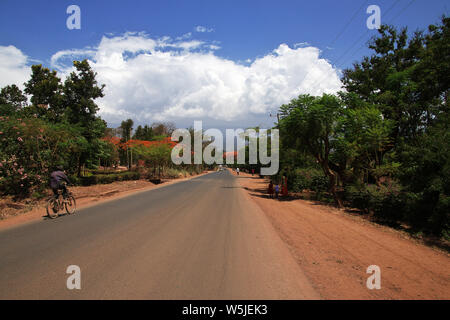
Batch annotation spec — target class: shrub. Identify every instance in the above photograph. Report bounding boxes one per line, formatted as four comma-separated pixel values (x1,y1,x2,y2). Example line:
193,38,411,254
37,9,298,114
287,168,328,193
89,169,121,175
69,171,141,186
165,168,182,179
344,184,404,222
370,189,404,223
344,185,373,214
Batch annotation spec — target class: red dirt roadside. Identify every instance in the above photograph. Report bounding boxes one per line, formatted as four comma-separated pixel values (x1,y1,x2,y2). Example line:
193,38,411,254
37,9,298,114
236,171,450,300
0,171,212,231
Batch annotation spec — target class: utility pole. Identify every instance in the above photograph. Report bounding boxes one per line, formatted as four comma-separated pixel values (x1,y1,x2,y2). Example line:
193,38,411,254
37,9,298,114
126,137,129,169
270,112,280,125
130,128,133,169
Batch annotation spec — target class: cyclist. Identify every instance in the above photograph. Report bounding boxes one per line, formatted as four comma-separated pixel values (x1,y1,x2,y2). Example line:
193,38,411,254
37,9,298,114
50,165,71,197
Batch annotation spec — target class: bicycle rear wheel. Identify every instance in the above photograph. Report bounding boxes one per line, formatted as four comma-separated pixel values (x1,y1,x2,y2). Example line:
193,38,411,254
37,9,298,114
65,195,76,215
46,197,59,219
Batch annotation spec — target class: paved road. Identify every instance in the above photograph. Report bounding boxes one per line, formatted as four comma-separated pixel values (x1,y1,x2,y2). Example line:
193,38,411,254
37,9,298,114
0,171,319,299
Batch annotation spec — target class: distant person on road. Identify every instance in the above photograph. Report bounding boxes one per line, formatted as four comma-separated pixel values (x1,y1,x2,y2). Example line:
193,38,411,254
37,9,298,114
274,184,280,199
251,169,255,176
236,168,240,175
268,181,274,198
50,166,70,197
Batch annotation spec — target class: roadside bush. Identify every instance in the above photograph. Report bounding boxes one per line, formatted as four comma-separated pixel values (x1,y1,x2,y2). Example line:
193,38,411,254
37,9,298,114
404,191,449,235
345,184,404,222
187,165,203,175
344,185,373,214
0,116,75,197
344,183,449,235
370,190,404,224
287,168,328,193
69,171,141,186
164,168,184,179
432,195,450,235
89,169,121,175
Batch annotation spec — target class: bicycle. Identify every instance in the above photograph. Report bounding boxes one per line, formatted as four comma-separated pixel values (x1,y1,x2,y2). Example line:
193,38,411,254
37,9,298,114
46,184,76,219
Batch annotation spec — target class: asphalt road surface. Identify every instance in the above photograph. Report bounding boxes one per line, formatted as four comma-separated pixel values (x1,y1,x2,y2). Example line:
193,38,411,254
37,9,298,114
0,171,319,299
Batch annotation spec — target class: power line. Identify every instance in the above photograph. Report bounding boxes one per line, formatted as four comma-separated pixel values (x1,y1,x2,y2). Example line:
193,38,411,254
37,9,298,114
332,0,401,68
385,0,417,25
295,1,375,94
328,0,369,48
297,0,403,95
335,0,417,70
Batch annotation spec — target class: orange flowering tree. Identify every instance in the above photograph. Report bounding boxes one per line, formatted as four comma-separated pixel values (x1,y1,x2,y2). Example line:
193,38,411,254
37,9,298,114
131,138,176,177
102,136,176,177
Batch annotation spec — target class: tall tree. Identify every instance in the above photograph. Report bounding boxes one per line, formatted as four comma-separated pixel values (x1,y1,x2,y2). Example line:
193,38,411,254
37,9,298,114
279,94,345,207
63,60,105,128
63,60,106,176
24,65,63,121
0,84,27,111
151,121,175,136
120,119,134,141
120,119,134,168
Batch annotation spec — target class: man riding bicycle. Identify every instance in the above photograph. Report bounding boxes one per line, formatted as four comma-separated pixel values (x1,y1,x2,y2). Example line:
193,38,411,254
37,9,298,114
50,166,71,197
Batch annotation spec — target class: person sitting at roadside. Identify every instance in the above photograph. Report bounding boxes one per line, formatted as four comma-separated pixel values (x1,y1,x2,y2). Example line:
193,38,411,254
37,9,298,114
274,184,280,199
268,181,274,198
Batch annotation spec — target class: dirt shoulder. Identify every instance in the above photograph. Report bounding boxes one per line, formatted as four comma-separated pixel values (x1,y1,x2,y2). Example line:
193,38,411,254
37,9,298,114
0,171,213,231
235,171,450,300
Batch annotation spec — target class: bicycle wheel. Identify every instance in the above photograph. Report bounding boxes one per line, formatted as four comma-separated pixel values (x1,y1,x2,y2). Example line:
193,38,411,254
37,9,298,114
65,195,76,215
46,197,59,219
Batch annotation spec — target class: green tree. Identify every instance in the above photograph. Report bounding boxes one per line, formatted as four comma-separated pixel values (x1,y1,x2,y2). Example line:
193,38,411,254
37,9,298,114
133,124,154,141
133,143,172,178
0,116,80,197
120,119,134,141
120,119,134,168
62,60,106,176
63,60,105,126
0,84,27,111
279,94,345,207
24,65,63,121
341,17,449,144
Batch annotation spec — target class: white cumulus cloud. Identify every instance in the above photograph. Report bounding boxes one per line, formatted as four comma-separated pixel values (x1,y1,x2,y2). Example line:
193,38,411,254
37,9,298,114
0,45,31,89
51,33,342,126
2,32,343,127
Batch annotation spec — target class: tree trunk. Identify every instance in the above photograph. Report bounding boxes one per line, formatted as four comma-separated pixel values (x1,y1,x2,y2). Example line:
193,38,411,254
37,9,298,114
328,172,344,208
77,156,82,177
321,161,343,208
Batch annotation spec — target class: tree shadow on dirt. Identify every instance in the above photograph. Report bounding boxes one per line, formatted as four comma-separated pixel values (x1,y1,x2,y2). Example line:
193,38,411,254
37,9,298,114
243,182,308,202
341,208,450,253
240,176,450,252
235,176,261,180
240,176,450,253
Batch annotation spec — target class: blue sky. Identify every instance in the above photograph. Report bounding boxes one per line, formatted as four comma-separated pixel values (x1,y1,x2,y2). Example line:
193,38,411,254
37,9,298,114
0,0,448,129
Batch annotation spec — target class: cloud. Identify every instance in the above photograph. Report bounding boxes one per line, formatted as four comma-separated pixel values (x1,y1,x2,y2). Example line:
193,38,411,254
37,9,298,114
294,42,310,48
4,32,343,127
50,33,342,125
50,48,96,71
195,26,214,33
0,45,31,89
176,32,192,40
